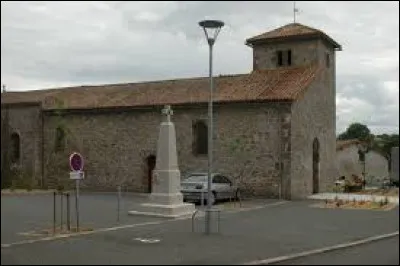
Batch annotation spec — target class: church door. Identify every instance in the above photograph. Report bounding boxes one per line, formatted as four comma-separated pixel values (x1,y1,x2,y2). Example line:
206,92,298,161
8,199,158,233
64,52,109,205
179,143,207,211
146,155,156,193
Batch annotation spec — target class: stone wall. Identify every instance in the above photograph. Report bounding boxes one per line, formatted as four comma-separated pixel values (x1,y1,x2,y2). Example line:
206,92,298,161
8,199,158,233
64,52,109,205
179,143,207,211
336,146,389,186
1,104,43,187
391,147,399,183
42,103,289,197
336,145,362,179
365,151,389,185
252,39,319,70
289,40,337,199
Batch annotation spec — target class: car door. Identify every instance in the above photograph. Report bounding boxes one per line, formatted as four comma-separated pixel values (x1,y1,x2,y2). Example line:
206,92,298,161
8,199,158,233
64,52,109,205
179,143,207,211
220,175,234,199
212,175,226,200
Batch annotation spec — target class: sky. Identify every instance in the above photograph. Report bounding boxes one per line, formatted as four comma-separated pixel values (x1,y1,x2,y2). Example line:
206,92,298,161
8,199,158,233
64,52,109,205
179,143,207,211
1,1,399,135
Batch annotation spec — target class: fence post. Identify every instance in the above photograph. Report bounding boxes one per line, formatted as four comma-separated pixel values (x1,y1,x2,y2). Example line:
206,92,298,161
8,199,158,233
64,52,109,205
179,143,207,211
117,185,121,223
60,192,63,231
66,192,71,231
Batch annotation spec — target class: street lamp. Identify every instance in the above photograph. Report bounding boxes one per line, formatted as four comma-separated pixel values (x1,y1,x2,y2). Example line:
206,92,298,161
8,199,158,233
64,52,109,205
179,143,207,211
198,19,224,235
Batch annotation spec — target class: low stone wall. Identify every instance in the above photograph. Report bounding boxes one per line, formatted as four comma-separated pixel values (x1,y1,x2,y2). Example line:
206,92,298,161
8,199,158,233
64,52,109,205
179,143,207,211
308,192,399,204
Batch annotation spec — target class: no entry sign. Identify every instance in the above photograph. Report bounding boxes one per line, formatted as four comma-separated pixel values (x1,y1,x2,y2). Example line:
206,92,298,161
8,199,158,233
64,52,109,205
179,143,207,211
69,152,84,172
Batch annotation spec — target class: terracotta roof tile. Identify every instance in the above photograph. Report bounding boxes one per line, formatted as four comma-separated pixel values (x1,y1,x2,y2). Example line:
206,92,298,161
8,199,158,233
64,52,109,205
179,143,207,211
1,64,320,110
246,23,341,49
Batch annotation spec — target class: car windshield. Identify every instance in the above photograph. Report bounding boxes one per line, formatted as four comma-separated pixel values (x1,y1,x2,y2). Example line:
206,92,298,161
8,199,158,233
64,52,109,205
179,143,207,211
184,175,207,182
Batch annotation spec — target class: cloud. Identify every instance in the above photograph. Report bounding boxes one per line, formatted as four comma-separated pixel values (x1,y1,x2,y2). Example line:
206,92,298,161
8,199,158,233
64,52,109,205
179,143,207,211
1,1,399,134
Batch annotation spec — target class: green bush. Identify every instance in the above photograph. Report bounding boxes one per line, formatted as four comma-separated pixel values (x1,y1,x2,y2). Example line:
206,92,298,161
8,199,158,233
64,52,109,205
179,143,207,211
344,184,363,193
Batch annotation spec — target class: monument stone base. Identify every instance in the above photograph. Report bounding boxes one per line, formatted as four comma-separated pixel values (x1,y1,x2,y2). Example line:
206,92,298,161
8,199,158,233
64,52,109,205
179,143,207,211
128,202,196,218
128,192,195,218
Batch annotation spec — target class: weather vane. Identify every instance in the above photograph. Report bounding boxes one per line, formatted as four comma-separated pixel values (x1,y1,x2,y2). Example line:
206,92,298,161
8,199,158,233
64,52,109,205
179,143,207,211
293,1,299,23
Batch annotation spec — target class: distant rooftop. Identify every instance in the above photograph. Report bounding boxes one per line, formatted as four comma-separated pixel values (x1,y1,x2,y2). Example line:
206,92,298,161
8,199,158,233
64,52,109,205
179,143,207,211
246,22,341,50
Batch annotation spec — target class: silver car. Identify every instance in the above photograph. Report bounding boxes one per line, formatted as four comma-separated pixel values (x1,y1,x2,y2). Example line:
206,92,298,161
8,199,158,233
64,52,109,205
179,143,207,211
180,173,240,205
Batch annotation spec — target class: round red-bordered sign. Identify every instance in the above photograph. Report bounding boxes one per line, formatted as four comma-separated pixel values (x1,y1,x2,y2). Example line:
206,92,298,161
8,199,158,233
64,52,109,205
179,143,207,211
69,152,84,172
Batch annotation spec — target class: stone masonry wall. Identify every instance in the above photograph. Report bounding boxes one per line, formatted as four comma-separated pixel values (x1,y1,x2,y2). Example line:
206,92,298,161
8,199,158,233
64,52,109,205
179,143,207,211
43,103,289,197
252,39,319,70
289,40,337,199
336,146,389,186
391,147,399,183
1,105,43,187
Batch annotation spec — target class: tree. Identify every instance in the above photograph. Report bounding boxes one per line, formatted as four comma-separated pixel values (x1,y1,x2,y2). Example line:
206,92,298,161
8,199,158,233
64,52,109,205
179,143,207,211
338,123,371,141
371,133,399,171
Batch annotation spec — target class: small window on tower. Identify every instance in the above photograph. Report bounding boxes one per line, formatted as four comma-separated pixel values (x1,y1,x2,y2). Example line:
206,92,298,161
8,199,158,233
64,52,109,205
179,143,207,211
277,51,283,66
287,50,292,66
326,53,330,68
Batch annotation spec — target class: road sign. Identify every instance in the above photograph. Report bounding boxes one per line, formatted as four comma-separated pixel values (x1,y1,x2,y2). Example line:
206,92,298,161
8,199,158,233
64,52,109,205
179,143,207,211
69,152,84,172
69,171,84,180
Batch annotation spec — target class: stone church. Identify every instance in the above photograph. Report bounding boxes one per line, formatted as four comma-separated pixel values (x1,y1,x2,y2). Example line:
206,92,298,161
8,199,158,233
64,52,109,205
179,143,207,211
1,22,341,199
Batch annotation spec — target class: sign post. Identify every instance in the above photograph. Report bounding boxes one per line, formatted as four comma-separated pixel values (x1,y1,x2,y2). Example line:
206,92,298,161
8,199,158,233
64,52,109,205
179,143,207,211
117,185,121,223
69,152,84,232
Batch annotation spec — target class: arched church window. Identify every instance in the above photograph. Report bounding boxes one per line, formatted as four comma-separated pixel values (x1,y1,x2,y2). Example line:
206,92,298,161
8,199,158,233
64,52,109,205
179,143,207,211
192,120,208,155
10,132,20,163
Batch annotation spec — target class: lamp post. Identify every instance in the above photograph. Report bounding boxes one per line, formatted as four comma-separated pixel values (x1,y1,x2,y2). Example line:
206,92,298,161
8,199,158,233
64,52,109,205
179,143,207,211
198,19,224,235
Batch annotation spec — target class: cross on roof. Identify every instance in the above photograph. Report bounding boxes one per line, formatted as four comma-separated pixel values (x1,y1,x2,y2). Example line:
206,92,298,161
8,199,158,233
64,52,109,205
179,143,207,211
162,105,173,122
293,1,299,23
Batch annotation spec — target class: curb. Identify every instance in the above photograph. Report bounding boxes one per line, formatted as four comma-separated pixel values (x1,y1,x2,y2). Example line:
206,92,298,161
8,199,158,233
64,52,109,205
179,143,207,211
1,190,56,196
0,190,150,198
80,191,150,198
242,231,399,265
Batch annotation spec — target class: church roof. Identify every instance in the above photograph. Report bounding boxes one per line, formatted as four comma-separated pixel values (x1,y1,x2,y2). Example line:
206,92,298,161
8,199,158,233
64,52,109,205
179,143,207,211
246,23,341,50
1,64,320,111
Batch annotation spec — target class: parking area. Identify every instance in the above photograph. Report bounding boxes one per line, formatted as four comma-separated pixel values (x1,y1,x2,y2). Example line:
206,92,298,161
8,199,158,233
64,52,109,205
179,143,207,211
0,192,274,244
1,194,399,265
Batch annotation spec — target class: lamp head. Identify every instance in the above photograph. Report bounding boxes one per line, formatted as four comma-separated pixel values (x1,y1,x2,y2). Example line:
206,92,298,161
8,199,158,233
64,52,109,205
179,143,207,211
198,20,224,46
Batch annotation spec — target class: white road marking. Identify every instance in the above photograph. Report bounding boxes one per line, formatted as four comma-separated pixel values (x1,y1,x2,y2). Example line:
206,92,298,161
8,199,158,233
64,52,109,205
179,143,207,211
1,200,287,248
133,238,161,244
242,231,400,265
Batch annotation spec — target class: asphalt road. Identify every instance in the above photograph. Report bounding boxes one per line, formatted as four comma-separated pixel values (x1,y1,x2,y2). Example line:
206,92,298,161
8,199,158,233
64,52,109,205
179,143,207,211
0,192,273,244
1,193,163,244
1,197,399,265
272,236,399,265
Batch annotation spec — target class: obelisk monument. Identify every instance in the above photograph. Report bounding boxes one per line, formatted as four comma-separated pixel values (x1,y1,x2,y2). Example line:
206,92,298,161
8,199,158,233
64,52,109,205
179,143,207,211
128,105,195,218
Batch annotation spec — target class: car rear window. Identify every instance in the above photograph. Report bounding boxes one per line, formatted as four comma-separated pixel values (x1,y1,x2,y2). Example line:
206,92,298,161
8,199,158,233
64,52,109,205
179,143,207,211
185,175,207,182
